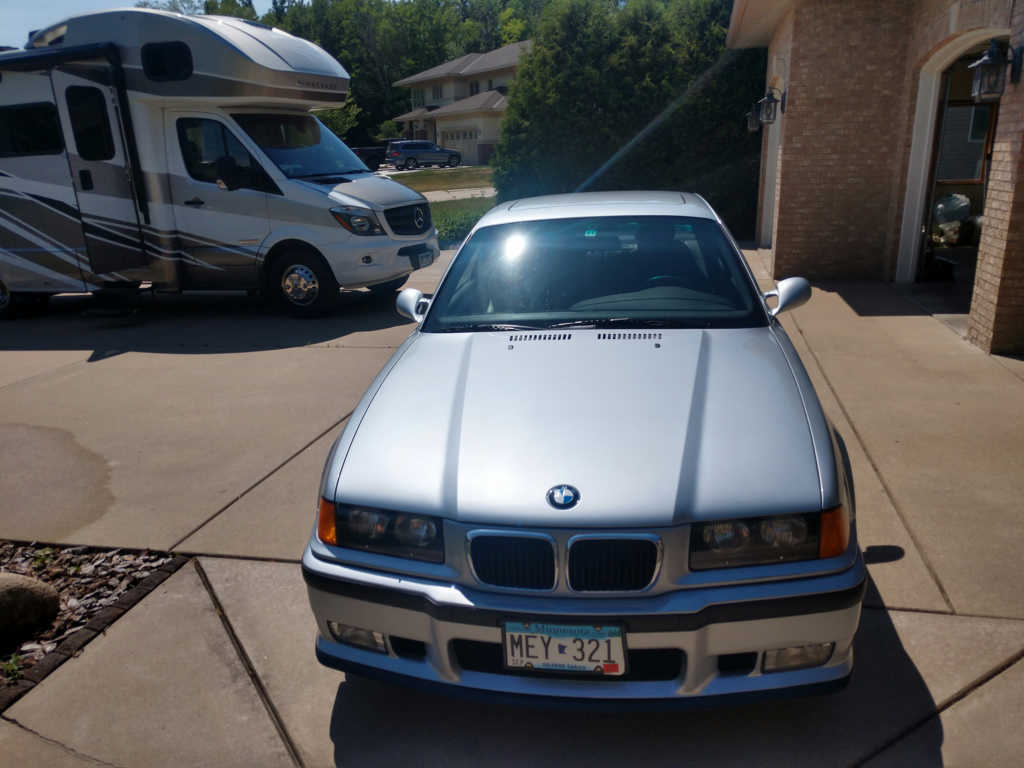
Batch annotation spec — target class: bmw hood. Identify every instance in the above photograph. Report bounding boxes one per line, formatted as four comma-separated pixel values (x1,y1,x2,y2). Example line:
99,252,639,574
334,328,826,527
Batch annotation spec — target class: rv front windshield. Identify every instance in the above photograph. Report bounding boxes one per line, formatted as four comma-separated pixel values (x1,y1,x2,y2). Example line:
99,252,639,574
232,113,369,179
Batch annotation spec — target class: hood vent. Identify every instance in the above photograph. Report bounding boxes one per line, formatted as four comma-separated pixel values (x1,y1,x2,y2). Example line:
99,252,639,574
508,333,572,342
598,332,662,340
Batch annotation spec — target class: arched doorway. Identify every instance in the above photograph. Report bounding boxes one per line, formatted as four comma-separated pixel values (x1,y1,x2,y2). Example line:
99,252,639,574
896,28,1011,285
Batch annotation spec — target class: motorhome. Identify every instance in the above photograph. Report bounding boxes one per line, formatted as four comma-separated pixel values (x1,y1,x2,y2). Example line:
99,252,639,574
0,9,439,317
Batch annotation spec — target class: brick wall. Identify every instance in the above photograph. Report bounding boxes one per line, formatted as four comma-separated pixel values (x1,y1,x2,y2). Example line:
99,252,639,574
772,0,914,280
968,1,1024,353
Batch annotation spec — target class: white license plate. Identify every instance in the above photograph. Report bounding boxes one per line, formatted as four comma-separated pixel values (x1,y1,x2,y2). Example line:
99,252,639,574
503,621,626,676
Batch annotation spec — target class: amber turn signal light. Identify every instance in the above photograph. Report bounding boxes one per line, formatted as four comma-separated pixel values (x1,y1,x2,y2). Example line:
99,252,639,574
818,505,849,559
317,498,337,545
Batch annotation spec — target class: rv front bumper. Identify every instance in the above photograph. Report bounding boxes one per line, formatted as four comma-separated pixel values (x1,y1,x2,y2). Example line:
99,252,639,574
322,232,440,288
303,547,865,705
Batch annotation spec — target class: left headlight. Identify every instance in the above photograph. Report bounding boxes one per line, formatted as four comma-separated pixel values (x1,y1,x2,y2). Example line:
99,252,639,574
689,507,848,570
317,499,444,563
330,206,385,236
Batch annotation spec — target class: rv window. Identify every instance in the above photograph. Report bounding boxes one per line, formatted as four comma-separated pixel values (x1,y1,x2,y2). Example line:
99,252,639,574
176,117,275,192
0,103,63,157
142,42,193,82
65,87,115,162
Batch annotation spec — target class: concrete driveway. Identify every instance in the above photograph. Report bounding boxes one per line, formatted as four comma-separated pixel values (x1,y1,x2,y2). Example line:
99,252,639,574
1,249,1023,766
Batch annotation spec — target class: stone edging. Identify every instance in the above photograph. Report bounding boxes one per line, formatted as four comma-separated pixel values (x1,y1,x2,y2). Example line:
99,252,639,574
0,554,190,713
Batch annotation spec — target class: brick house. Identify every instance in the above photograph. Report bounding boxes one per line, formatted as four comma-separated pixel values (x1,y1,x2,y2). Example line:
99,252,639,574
728,0,1024,353
392,40,530,165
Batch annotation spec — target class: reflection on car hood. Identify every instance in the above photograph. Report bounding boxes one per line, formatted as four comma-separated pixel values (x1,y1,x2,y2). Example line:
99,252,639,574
335,328,824,527
303,174,426,209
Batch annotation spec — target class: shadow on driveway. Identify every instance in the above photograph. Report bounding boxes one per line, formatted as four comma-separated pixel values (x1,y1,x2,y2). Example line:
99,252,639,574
0,289,414,360
327,605,941,767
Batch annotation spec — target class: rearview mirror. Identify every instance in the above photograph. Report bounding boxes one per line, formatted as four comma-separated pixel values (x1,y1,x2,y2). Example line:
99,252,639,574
764,277,811,317
215,156,241,191
396,287,430,323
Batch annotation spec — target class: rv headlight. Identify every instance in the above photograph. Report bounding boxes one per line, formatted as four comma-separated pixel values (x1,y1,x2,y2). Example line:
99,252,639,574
330,206,385,236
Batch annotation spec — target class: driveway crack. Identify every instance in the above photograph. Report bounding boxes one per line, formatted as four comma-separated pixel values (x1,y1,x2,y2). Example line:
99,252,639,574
0,714,127,767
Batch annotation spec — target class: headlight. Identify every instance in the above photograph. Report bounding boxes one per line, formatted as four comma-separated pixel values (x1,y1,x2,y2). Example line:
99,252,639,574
317,499,444,563
330,206,385,236
689,506,848,570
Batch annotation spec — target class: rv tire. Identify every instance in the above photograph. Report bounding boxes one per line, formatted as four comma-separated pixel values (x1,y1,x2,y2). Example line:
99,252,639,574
270,249,339,317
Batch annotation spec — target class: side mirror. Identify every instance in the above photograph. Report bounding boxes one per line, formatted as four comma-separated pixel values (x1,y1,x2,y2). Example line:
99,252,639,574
396,287,430,323
215,156,241,191
764,277,811,317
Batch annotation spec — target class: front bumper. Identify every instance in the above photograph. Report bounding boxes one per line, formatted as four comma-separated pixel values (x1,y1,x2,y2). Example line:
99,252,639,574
322,232,439,288
303,547,865,704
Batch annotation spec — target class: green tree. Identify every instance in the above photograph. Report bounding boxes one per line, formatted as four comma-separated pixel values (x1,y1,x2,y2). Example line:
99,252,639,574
135,0,204,13
203,0,257,19
315,98,363,140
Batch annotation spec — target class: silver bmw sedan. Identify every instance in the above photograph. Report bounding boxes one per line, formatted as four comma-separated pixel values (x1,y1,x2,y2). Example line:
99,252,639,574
303,191,864,705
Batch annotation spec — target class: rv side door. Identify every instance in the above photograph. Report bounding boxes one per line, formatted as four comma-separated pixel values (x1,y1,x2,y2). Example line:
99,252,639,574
51,70,148,279
164,112,271,289
0,70,89,295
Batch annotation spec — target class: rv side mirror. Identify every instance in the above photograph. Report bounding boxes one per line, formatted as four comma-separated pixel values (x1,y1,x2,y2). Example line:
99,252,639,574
396,288,429,323
764,277,811,317
215,156,242,191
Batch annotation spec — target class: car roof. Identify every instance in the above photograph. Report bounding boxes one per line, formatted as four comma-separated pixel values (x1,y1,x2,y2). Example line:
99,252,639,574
474,191,718,228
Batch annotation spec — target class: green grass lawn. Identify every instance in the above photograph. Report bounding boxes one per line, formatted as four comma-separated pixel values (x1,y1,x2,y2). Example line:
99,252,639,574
430,195,497,243
395,166,493,193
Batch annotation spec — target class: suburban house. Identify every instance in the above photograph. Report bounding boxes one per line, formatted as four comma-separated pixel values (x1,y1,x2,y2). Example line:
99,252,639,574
728,0,1023,354
392,40,531,165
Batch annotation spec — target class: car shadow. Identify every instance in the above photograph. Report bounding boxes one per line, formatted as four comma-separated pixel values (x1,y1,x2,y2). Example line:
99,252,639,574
327,600,942,767
0,289,415,359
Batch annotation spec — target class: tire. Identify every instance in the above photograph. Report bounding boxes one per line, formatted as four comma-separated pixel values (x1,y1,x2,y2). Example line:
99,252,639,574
448,155,460,167
406,157,418,170
0,280,11,320
270,249,339,317
368,275,409,295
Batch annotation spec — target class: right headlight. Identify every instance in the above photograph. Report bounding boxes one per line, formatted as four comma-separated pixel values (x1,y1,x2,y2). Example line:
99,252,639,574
689,507,848,570
316,499,444,563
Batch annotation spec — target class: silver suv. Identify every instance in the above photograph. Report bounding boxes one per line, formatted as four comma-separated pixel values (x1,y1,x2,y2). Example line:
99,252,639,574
387,140,461,170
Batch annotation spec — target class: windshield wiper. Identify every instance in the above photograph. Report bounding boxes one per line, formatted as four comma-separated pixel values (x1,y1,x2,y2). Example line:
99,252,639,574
435,323,543,333
546,317,665,329
293,169,370,179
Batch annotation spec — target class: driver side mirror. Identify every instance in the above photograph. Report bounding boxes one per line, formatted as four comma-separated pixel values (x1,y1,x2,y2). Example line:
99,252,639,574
396,287,431,323
215,156,242,191
763,277,811,317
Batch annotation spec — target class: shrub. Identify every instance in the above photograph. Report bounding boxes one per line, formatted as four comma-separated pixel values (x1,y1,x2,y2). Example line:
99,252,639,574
432,197,497,245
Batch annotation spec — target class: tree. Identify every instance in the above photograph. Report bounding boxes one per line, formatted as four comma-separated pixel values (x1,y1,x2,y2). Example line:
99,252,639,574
203,0,257,19
493,0,765,237
315,99,363,141
135,0,205,13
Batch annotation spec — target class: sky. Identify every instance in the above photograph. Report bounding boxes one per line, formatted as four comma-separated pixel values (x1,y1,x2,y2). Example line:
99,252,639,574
1,1,274,50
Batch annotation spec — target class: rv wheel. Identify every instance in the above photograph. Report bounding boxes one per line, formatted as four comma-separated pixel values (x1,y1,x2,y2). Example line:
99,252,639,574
272,251,339,316
0,281,11,320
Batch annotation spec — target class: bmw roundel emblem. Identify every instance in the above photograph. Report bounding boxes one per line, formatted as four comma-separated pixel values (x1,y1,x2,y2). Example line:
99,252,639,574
413,206,425,229
547,484,580,510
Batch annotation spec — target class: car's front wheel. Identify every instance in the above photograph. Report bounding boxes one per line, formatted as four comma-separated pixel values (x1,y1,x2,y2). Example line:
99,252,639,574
271,250,339,317
448,155,460,167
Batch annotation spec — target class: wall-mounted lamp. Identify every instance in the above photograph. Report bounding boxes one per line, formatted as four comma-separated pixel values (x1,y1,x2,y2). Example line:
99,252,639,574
969,40,1007,101
758,88,786,124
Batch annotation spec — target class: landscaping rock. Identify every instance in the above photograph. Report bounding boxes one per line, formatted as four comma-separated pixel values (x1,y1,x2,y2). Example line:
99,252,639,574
0,573,59,648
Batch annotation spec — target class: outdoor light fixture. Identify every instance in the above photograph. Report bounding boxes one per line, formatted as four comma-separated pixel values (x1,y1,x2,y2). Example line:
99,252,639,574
969,40,1007,102
758,88,784,124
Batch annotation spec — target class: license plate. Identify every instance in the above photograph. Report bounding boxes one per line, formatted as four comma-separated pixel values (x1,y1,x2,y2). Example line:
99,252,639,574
409,249,434,270
502,621,626,676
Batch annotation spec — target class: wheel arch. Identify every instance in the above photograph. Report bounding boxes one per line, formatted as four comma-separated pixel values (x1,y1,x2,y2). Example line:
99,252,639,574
262,238,331,289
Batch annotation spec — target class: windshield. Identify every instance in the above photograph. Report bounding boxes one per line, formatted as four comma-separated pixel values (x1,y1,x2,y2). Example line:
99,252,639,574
231,113,369,178
422,216,766,332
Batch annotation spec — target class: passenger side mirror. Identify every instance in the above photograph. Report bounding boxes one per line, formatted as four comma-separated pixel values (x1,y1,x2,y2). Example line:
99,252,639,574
215,156,242,191
763,277,811,317
396,287,430,323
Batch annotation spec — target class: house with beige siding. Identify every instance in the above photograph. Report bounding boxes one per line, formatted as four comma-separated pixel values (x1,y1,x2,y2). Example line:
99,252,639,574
392,40,530,165
728,0,1024,353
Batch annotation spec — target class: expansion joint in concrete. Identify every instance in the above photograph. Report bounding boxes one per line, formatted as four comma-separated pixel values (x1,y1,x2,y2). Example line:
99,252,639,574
0,714,126,768
193,559,305,768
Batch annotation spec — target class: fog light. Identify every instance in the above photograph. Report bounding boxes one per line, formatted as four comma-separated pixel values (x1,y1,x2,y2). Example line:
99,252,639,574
762,642,834,673
327,622,387,653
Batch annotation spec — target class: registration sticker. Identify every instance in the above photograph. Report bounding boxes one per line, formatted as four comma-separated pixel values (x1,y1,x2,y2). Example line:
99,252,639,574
503,621,626,676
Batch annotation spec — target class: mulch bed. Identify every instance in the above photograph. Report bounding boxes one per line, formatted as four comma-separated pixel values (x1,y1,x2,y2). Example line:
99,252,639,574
0,540,189,711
